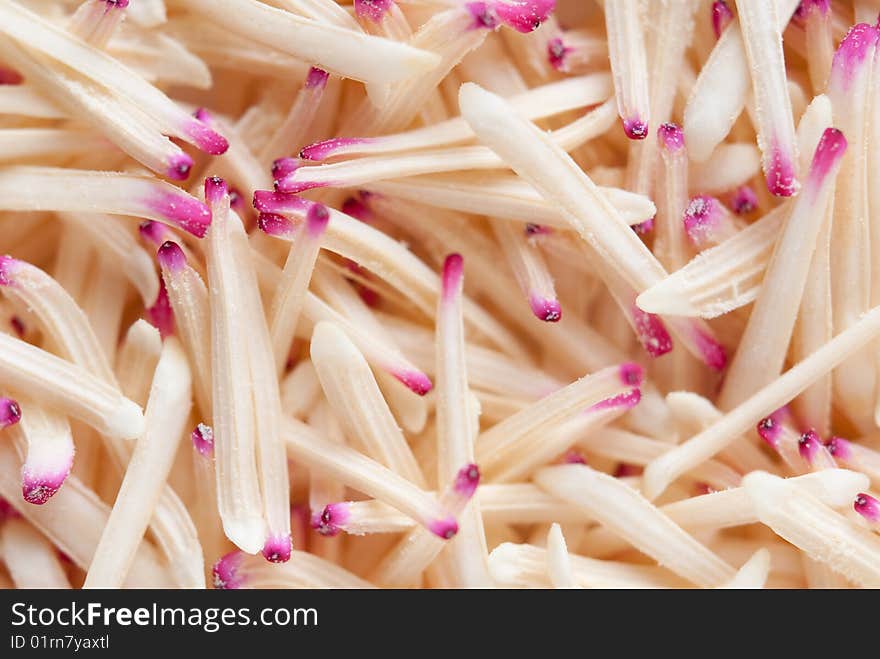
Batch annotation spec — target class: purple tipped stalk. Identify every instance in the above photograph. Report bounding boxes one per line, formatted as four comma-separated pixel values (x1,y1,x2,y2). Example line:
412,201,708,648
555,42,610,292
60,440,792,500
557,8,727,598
0,255,20,287
299,137,373,162
354,0,393,23
590,388,642,411
632,217,654,235
21,469,70,505
0,66,23,85
442,253,464,304
798,429,823,464
466,2,499,30
186,110,229,156
143,191,211,238
631,305,673,357
212,551,245,589
562,450,587,465
271,157,301,182
9,316,24,337
826,436,854,461
854,493,880,524
261,534,292,563
312,502,351,537
305,204,330,238
623,118,649,140
691,326,727,371
138,220,171,247
730,185,758,215
0,397,21,428
305,67,329,89
257,212,296,238
341,197,372,223
683,195,727,248
157,241,186,274
146,280,174,339
806,127,847,189
525,223,552,237
794,0,830,23
0,496,18,520
657,123,685,152
253,190,310,215
204,175,228,205
757,411,784,449
428,516,459,540
529,295,562,322
393,369,434,396
766,143,799,197
166,153,193,181
618,362,645,387
453,463,481,500
493,0,556,33
835,24,880,84
191,423,214,458
711,0,733,39
547,37,571,71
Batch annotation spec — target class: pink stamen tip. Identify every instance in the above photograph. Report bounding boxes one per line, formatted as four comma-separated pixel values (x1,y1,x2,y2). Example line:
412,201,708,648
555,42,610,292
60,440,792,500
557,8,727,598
204,175,228,205
794,0,830,21
157,240,186,274
0,254,20,286
798,429,822,463
711,0,733,39
529,295,562,322
253,189,309,215
275,177,329,195
212,551,245,589
562,450,587,465
354,0,393,23
0,397,21,428
767,144,800,197
693,328,727,371
683,195,723,246
525,223,552,237
146,280,174,339
623,118,649,140
166,153,193,181
257,212,296,238
631,306,673,357
547,37,571,71
854,493,880,523
306,204,330,237
428,516,459,540
145,192,211,238
21,464,71,506
830,24,880,90
393,370,434,396
106,0,130,8
138,220,170,247
0,66,23,85
591,388,642,411
633,217,654,235
185,116,229,156
730,185,758,215
807,127,847,187
10,315,24,337
442,253,464,302
299,137,371,161
614,463,642,478
493,0,556,33
826,436,853,460
453,463,481,499
466,1,499,30
618,362,645,387
305,67,329,89
271,157,301,182
694,482,716,496
261,534,292,563
312,503,350,537
191,423,214,457
658,122,685,151
228,188,246,214
757,415,781,448
341,197,372,223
